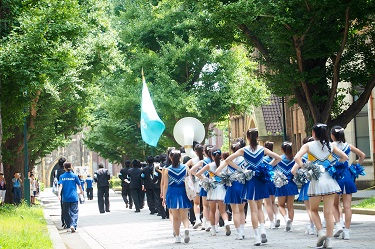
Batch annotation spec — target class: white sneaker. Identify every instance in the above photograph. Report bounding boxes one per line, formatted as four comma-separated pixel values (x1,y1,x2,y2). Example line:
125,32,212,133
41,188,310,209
308,226,316,235
275,219,281,228
254,234,261,246
211,230,217,236
184,230,190,243
333,223,343,237
175,236,181,243
285,219,292,232
342,229,350,240
205,226,211,232
260,227,267,243
270,221,276,229
323,237,332,248
193,222,202,229
317,230,327,247
235,233,243,240
225,224,231,236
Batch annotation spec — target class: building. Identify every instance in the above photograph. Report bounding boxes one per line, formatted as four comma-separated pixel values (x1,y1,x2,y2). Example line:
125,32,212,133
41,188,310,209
34,133,121,187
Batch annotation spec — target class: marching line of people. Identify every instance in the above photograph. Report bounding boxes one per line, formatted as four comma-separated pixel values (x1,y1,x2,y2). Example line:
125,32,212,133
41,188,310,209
153,123,365,249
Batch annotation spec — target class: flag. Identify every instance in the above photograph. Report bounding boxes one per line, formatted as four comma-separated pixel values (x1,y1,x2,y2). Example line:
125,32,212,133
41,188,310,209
140,72,165,147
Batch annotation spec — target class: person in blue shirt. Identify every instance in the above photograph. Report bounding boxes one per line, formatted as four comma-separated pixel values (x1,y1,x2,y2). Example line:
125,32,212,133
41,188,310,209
58,162,83,233
85,175,94,200
78,175,85,204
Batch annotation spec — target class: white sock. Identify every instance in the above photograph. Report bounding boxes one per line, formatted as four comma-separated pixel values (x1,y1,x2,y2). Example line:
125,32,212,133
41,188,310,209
275,214,279,221
310,222,315,228
211,225,216,232
195,214,201,223
254,228,259,236
202,217,207,225
260,223,265,230
224,220,229,226
284,215,289,222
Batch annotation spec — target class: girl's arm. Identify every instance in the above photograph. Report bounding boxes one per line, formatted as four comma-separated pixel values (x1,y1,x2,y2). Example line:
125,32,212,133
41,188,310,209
264,148,282,166
196,165,209,180
220,149,245,173
162,168,169,204
190,160,203,175
349,144,366,165
215,160,229,175
332,146,349,162
292,144,309,175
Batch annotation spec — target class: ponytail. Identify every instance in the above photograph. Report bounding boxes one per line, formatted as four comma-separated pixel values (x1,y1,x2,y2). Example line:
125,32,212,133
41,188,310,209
195,144,204,160
246,129,258,151
281,142,293,160
170,150,181,168
331,125,346,143
312,123,331,151
211,148,222,167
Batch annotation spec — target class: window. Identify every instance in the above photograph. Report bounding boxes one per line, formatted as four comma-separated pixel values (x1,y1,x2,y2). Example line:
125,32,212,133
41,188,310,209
354,101,370,158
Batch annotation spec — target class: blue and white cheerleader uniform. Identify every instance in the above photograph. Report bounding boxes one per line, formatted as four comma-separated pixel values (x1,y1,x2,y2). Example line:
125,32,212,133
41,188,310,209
206,162,226,201
306,141,341,197
297,154,310,201
242,145,270,201
332,142,357,194
224,156,245,204
166,164,192,209
199,157,212,198
275,155,299,197
264,155,276,196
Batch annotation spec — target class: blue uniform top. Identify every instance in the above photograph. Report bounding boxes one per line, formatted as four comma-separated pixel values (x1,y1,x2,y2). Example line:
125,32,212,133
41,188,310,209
85,177,94,188
59,171,81,202
80,179,85,191
274,154,295,180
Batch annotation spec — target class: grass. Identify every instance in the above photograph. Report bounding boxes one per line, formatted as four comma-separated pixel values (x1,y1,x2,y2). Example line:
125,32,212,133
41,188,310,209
0,203,53,249
353,197,375,209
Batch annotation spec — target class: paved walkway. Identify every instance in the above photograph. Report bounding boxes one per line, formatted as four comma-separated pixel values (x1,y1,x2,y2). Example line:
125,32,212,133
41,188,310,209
40,188,375,249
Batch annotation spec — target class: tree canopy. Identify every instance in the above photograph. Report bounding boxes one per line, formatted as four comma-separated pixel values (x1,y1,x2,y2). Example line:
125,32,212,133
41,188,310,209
189,0,375,130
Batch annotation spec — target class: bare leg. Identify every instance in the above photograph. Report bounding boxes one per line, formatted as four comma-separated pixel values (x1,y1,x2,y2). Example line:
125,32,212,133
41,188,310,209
286,195,295,221
342,194,352,229
171,209,181,236
323,194,336,237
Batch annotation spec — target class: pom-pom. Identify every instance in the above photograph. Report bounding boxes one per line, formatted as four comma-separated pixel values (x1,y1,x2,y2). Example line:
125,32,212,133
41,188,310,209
349,163,366,180
201,177,217,191
293,168,309,184
303,162,322,181
234,169,253,184
253,163,274,183
273,170,289,188
328,161,348,180
220,172,235,187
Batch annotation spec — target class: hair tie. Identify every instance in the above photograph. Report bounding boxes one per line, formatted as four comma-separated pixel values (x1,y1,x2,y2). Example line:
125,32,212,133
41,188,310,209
171,149,181,154
335,128,344,132
316,123,327,128
212,149,221,156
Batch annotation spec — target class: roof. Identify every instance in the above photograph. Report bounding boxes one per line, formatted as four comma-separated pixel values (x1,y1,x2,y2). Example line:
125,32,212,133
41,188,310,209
261,95,283,135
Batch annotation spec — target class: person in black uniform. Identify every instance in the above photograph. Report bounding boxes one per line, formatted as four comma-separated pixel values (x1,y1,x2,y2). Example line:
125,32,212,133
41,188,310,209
55,157,67,228
94,163,110,213
128,159,144,213
153,155,166,219
143,156,156,214
119,160,132,209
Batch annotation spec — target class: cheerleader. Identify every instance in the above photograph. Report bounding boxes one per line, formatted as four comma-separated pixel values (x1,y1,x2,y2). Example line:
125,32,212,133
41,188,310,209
274,142,299,232
292,123,348,248
196,148,231,236
190,145,214,231
216,138,246,240
224,129,282,246
184,144,205,229
298,137,315,235
263,141,280,229
330,126,365,240
162,150,192,243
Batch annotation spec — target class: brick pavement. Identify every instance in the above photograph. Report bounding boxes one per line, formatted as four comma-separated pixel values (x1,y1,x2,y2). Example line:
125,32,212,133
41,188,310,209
40,188,375,249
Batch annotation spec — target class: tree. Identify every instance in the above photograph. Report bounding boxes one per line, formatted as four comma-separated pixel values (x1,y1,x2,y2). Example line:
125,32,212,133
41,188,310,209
0,0,122,203
101,0,270,153
190,0,375,130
